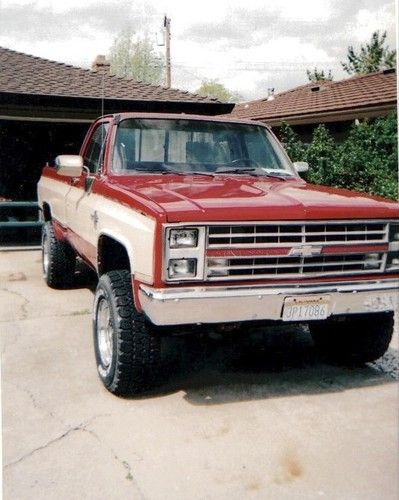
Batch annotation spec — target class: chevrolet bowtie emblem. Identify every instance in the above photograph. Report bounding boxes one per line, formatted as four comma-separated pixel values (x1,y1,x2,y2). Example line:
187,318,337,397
289,245,323,257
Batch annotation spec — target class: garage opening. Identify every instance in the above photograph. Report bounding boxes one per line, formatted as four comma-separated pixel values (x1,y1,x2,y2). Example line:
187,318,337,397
0,118,89,247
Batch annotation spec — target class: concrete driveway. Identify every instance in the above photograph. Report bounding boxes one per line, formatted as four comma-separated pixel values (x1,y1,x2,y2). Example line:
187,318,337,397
1,250,398,500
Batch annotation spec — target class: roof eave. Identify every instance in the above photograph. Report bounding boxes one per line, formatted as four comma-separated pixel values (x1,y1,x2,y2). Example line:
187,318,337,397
0,91,234,117
245,102,397,126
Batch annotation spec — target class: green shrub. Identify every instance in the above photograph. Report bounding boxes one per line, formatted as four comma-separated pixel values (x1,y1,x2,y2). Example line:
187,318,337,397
279,112,398,200
279,122,306,161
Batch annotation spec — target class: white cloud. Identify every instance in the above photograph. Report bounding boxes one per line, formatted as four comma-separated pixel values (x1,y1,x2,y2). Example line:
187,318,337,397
354,4,396,42
277,0,333,22
0,0,396,100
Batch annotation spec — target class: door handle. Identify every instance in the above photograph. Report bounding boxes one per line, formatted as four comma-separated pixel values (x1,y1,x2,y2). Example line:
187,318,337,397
90,210,99,228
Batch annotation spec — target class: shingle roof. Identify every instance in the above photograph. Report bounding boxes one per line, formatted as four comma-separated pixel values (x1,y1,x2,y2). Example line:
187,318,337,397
231,70,397,123
0,46,219,104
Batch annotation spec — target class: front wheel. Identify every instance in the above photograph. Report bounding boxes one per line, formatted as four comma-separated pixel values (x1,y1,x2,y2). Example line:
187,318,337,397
309,312,394,365
93,270,161,396
42,221,75,288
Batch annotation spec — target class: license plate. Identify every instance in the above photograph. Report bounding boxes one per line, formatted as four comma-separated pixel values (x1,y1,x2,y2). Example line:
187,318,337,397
282,295,331,322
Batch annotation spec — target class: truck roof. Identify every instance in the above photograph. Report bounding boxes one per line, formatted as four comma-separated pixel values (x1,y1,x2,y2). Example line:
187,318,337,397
99,112,271,129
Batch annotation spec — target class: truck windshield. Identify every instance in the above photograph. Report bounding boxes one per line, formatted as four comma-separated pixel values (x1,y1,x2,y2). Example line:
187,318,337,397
112,118,295,176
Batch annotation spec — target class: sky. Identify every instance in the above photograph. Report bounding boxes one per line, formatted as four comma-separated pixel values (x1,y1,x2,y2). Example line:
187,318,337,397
0,0,396,101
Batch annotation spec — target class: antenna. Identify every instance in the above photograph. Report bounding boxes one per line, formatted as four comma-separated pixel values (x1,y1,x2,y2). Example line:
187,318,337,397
164,15,171,88
101,70,105,117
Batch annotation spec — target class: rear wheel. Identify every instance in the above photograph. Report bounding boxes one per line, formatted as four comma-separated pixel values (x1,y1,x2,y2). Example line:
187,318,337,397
93,269,161,396
309,312,394,364
42,221,75,288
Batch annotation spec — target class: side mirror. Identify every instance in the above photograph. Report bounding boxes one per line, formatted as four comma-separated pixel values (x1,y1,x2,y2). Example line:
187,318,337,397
55,155,83,177
293,161,309,173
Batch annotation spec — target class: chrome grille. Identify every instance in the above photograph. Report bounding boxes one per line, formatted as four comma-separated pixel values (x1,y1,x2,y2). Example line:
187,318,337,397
208,222,388,247
206,221,389,281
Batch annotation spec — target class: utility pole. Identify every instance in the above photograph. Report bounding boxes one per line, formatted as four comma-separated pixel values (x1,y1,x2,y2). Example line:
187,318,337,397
164,15,171,88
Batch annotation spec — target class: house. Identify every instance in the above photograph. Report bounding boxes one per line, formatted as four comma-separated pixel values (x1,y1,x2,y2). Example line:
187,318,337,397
230,69,397,143
0,47,233,202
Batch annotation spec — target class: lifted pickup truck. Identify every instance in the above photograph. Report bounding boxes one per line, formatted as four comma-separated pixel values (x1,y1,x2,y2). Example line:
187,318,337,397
38,113,399,395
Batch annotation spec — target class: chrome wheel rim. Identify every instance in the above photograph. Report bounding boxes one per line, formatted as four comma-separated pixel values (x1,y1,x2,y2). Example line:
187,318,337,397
42,233,49,277
97,298,113,369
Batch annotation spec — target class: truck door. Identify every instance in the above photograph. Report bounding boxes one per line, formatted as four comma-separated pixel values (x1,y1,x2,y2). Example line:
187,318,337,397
65,120,110,267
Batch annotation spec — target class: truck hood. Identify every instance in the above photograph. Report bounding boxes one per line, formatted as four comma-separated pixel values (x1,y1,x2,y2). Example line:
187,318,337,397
109,175,399,222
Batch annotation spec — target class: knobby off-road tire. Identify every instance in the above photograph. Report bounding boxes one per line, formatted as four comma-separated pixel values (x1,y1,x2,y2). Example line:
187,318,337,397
42,221,76,288
309,312,394,365
93,270,161,396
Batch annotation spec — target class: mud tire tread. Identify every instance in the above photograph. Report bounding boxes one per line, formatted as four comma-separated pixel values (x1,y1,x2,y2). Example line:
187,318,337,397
42,221,75,288
93,270,161,396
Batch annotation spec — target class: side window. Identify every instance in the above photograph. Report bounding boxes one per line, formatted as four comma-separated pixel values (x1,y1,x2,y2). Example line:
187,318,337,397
83,123,109,173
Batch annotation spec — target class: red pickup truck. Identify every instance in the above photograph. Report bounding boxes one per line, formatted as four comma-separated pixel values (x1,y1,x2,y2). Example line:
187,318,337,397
38,113,399,395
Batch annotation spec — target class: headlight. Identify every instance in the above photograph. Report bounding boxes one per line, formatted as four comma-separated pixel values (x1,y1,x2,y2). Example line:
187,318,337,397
389,223,399,242
389,223,399,252
169,228,198,248
164,226,205,281
387,223,399,271
168,258,197,278
386,252,399,271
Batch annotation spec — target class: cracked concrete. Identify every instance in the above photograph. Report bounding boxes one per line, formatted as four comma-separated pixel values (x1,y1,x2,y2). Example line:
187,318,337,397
1,250,398,500
5,425,86,469
3,425,144,500
8,381,68,427
4,415,111,469
0,287,29,321
0,321,21,355
83,426,146,499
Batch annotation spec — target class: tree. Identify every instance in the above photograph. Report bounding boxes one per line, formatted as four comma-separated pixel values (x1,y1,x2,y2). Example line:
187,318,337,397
108,29,164,85
278,113,398,200
341,31,396,75
306,68,333,82
195,79,241,103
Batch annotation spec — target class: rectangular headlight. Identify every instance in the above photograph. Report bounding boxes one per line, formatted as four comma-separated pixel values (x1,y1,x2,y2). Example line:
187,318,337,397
168,258,197,278
389,223,399,242
169,228,198,248
164,226,205,282
387,223,399,270
386,252,399,271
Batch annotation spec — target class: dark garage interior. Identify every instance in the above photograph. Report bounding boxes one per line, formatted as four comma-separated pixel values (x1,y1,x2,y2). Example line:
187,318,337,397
0,119,89,246
0,119,89,201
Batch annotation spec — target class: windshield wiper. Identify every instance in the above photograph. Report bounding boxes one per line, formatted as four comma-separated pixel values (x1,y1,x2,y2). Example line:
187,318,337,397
160,170,215,177
215,167,290,180
262,172,291,181
215,167,260,176
132,163,215,177
131,166,170,172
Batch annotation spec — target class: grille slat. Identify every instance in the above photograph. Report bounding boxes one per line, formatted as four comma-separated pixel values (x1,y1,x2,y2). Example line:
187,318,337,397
206,221,389,281
208,258,384,272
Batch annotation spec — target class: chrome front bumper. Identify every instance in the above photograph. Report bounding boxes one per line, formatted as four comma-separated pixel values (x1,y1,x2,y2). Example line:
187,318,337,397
139,279,399,326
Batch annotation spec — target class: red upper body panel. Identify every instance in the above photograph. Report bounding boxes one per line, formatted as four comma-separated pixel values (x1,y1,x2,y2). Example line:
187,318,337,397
104,174,399,222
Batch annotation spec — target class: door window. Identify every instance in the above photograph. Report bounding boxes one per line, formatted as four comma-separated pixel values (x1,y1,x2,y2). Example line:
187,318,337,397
83,123,109,173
